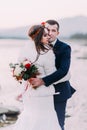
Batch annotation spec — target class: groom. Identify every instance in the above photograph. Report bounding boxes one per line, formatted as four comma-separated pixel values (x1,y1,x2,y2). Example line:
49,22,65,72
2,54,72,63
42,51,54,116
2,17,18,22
29,20,76,130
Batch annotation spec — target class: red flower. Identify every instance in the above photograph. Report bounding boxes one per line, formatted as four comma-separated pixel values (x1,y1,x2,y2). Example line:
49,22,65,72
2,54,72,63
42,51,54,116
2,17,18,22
41,22,46,26
25,63,31,69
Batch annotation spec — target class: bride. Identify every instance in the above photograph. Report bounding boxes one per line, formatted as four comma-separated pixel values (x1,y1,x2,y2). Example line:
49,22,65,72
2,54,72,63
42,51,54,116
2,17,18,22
13,24,70,130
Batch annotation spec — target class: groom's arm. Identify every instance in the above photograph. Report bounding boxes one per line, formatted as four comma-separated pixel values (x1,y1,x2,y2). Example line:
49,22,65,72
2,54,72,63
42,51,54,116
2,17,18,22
42,45,71,87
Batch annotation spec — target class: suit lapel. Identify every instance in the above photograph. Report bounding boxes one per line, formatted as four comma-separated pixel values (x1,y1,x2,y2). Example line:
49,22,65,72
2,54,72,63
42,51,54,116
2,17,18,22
53,39,60,54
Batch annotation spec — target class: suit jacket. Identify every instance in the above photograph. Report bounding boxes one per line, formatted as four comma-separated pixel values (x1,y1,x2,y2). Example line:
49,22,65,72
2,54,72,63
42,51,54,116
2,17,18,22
42,39,76,102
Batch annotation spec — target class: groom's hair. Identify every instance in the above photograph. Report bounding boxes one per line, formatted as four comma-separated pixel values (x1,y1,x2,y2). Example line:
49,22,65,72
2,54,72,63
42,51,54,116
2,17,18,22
46,20,60,31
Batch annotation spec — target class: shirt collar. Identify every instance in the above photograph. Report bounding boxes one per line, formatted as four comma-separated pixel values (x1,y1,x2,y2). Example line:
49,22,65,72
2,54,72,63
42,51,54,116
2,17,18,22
51,39,57,46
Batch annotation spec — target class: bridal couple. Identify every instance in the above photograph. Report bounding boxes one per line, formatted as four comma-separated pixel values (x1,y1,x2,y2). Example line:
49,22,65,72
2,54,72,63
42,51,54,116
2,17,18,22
13,20,76,130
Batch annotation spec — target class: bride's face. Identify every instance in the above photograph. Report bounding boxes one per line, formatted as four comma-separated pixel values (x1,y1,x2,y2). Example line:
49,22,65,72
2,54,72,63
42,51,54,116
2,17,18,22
41,28,50,44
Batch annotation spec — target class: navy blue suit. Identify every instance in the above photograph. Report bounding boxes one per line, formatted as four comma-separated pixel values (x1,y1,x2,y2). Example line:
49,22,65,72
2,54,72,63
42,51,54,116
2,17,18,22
42,39,76,130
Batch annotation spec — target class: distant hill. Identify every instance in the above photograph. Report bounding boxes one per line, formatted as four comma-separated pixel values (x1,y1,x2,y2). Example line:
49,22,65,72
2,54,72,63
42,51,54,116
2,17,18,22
0,26,29,39
58,15,87,37
0,15,87,39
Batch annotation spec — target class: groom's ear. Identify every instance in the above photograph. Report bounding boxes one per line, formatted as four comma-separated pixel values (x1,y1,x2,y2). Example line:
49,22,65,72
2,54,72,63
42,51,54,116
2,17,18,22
57,32,59,35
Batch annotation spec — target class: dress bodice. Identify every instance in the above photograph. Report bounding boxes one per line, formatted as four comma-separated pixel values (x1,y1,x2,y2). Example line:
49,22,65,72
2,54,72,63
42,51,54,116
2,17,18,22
22,48,57,98
35,49,56,78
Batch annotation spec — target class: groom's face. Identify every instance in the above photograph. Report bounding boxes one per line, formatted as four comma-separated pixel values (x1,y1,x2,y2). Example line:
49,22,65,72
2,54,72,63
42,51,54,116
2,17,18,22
45,23,59,43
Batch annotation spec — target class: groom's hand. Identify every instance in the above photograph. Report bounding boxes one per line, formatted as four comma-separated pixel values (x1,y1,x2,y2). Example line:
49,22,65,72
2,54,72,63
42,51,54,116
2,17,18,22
29,78,45,89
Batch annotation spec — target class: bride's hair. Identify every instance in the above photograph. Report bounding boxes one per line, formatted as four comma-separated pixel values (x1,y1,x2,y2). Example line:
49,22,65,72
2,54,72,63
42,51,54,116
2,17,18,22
28,25,49,54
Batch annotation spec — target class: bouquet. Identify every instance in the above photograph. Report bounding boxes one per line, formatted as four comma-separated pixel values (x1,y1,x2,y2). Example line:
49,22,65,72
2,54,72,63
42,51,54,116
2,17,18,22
9,59,40,83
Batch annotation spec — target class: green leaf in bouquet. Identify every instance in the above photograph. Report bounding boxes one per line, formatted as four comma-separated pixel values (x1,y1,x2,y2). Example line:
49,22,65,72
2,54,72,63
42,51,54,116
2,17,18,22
22,73,31,80
9,63,15,68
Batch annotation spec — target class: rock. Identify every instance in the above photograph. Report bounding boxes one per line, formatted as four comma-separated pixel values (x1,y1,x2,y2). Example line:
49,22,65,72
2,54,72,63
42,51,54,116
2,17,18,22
0,106,20,117
0,106,20,127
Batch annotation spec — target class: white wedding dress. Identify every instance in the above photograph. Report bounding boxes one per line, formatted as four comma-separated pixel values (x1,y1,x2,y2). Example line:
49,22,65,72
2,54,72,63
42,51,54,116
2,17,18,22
13,42,70,130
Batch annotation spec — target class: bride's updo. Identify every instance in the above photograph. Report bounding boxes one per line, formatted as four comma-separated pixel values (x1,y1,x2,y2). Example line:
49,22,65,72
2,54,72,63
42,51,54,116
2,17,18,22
28,25,49,54
28,25,44,40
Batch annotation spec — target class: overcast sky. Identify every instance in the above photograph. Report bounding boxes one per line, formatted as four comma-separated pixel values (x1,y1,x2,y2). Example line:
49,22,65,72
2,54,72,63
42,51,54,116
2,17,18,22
0,0,87,29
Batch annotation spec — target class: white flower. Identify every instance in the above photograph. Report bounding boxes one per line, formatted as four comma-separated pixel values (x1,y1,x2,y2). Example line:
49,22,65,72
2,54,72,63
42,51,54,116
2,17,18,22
14,65,24,76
